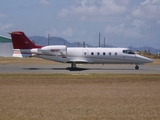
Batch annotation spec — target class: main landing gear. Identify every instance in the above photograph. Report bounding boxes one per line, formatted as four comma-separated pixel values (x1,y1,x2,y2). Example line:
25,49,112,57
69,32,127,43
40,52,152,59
71,62,76,69
135,65,139,70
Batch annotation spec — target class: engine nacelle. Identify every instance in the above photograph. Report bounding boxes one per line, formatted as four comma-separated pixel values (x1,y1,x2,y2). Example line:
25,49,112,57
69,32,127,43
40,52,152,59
39,45,67,55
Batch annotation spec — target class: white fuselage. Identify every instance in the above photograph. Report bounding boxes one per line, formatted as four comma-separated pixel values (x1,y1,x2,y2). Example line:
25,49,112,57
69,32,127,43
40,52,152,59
66,47,152,64
10,31,153,70
13,46,152,65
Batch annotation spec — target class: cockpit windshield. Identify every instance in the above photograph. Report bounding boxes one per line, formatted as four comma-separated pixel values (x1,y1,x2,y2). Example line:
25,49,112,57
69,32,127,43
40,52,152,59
123,50,135,54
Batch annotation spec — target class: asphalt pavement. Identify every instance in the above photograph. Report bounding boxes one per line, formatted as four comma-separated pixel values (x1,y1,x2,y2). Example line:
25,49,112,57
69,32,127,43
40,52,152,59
0,64,159,74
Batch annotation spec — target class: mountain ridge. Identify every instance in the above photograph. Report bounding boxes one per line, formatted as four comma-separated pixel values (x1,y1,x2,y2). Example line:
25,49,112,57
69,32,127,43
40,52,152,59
29,36,160,54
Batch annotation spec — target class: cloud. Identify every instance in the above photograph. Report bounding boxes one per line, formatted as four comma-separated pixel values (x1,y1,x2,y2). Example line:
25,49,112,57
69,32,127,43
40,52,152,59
46,27,74,37
58,9,69,19
132,20,145,28
115,0,130,6
0,23,13,32
61,27,73,37
105,23,143,38
39,0,49,6
45,27,87,43
0,13,7,18
58,0,128,21
46,28,58,36
132,0,160,21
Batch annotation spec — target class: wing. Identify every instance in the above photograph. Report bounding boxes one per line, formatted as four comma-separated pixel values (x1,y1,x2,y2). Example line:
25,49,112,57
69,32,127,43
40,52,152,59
67,59,88,63
60,52,88,63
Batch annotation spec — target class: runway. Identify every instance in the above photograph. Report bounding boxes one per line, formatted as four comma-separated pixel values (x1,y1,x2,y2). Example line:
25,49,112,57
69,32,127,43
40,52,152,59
0,64,159,74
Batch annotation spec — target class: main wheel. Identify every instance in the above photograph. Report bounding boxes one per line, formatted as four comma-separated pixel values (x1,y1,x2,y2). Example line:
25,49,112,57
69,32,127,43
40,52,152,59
135,65,139,70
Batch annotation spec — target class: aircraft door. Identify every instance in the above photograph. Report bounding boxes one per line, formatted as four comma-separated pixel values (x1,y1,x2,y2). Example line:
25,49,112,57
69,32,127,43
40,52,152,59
82,49,88,57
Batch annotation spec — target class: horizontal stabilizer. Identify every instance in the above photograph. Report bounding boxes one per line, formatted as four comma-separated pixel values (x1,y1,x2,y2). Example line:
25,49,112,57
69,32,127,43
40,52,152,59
13,53,32,58
13,49,33,58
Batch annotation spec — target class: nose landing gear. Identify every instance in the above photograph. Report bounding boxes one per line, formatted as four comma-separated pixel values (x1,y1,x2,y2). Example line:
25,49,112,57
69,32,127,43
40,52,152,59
135,65,139,70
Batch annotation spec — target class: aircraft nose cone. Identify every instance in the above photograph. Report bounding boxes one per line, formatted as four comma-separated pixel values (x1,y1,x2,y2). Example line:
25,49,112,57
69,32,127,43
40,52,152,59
145,57,153,63
136,54,153,63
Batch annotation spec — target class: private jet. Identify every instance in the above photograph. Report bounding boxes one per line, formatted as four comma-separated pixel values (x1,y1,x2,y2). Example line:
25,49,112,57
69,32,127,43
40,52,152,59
9,31,153,70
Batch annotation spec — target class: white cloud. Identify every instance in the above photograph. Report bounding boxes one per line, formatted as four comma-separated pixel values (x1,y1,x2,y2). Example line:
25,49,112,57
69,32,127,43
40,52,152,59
115,0,130,6
58,0,128,21
105,23,143,38
46,27,74,37
0,13,7,18
133,0,160,21
58,9,69,18
46,28,59,36
141,0,160,5
61,27,73,37
0,23,13,32
132,20,145,28
39,0,49,6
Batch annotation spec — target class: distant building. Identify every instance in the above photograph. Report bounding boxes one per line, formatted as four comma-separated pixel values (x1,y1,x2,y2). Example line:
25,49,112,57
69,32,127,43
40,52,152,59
134,50,139,54
0,36,13,57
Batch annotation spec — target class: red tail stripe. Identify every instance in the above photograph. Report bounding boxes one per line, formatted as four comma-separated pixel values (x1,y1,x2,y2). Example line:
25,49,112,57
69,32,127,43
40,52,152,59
10,31,42,49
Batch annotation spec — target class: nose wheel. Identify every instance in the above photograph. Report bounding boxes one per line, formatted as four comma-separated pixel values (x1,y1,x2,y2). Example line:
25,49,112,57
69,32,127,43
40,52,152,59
135,65,139,70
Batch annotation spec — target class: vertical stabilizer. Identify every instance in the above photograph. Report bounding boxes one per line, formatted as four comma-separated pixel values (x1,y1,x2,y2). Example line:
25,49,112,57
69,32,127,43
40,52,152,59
9,31,42,49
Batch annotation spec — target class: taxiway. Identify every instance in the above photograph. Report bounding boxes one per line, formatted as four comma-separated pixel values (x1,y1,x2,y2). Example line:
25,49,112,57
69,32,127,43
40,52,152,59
0,64,159,74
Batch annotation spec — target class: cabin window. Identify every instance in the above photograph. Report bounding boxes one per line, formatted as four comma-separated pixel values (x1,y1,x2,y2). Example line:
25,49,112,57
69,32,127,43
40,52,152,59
91,52,94,55
115,52,117,55
109,52,111,55
103,52,106,56
123,50,135,54
97,52,100,55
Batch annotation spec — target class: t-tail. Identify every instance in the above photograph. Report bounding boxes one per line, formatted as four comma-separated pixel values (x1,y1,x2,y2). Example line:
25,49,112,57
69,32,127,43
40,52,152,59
9,31,42,58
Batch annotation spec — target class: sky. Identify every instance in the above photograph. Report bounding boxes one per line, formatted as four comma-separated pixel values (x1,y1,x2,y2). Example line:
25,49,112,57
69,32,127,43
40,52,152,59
0,0,160,48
